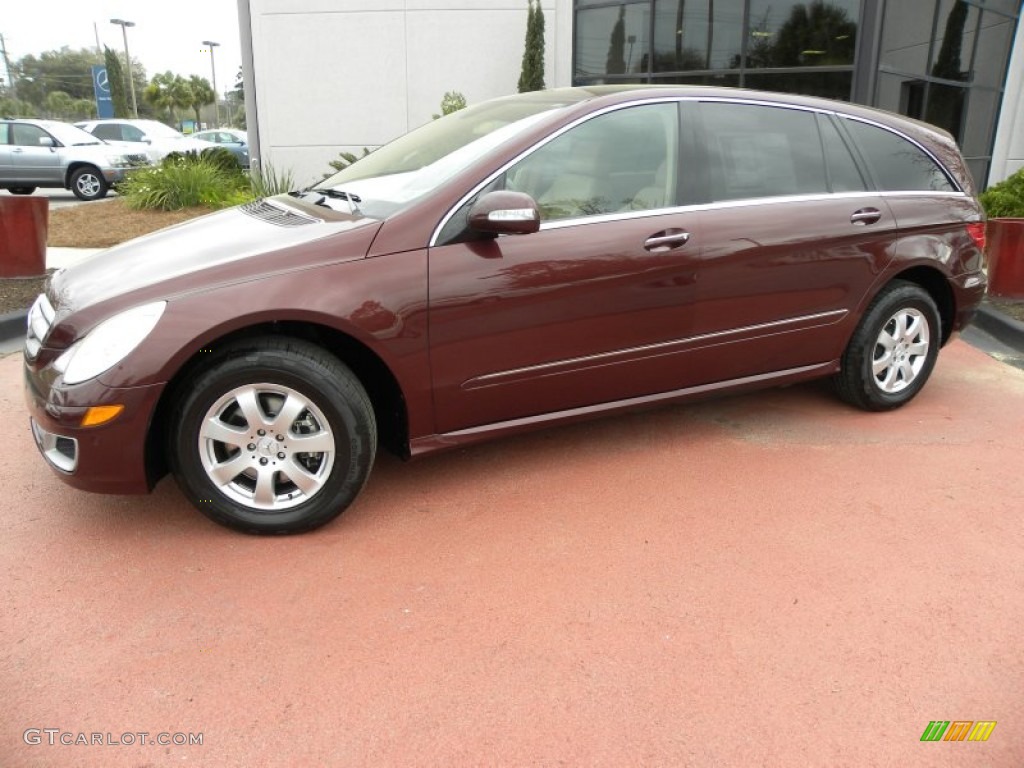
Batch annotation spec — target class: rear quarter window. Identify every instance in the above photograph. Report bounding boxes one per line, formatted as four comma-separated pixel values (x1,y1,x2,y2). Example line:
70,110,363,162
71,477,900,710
841,118,955,193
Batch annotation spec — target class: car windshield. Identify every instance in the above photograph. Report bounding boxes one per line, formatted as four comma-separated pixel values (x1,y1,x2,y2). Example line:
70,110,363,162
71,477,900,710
317,93,581,218
44,121,104,147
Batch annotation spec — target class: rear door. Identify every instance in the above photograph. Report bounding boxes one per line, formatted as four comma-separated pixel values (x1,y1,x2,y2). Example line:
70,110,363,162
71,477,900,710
679,101,899,381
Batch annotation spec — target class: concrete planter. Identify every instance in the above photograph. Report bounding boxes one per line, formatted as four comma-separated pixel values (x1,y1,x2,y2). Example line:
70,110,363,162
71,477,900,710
0,196,49,278
987,218,1024,299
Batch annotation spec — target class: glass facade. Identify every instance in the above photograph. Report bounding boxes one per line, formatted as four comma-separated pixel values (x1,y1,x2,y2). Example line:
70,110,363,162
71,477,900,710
572,0,1023,187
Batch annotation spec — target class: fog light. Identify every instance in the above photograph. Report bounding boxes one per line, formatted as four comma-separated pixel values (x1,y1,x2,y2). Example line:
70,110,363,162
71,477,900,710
81,404,125,427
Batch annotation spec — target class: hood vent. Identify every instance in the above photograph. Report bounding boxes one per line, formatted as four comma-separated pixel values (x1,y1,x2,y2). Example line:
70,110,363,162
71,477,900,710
240,199,320,228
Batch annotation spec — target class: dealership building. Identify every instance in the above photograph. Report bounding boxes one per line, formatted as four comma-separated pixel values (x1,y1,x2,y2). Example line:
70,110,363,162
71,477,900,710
239,0,1023,189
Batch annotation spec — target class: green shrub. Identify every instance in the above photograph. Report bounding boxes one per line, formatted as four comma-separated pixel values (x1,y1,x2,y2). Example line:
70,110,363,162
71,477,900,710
121,153,249,210
200,146,243,173
249,163,296,198
980,167,1024,219
325,148,372,177
432,91,467,120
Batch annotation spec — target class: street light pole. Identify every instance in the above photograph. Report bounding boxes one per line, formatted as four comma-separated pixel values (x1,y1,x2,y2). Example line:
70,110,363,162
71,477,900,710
202,40,220,128
110,19,138,117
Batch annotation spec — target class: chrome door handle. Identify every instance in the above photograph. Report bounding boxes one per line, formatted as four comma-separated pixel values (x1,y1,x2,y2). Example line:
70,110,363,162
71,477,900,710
644,230,690,251
850,208,882,225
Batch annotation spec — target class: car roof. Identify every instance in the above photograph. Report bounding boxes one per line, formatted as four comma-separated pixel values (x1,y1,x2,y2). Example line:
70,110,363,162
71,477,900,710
556,84,956,143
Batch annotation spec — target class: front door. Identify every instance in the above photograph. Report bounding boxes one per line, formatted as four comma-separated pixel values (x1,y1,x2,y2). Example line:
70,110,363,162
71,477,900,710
428,101,707,433
10,123,62,184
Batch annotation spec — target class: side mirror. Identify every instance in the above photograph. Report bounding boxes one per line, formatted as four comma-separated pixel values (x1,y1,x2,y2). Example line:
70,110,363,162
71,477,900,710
38,136,55,147
467,191,541,235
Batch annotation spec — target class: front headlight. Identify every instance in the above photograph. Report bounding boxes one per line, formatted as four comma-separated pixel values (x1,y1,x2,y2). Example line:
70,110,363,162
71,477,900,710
106,154,133,168
55,301,166,385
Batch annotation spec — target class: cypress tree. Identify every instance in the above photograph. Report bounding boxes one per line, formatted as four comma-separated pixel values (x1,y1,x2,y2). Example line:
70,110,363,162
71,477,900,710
518,0,546,92
103,46,129,118
606,5,626,74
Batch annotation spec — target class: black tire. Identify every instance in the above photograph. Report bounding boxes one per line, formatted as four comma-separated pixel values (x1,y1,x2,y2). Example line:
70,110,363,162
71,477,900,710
168,337,377,534
70,166,109,201
8,187,36,195
833,280,941,411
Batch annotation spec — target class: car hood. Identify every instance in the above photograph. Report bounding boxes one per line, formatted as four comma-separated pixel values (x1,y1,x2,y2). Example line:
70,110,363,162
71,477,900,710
47,197,382,341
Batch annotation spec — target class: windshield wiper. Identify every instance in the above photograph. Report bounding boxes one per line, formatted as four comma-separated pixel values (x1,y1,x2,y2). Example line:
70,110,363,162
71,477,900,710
309,187,362,213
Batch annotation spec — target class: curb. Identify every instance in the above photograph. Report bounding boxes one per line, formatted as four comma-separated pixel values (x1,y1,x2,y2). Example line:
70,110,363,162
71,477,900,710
972,303,1024,355
0,309,28,345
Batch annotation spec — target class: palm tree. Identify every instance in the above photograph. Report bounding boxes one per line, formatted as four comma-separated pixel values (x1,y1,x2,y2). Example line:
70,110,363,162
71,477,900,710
187,75,215,127
143,71,192,125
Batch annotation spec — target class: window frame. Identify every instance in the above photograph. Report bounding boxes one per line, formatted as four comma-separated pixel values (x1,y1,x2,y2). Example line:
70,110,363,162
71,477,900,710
431,97,693,246
836,113,961,193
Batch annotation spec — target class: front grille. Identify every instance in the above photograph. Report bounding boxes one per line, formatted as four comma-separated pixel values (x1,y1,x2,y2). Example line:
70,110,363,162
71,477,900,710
25,293,55,361
239,199,319,228
125,153,150,166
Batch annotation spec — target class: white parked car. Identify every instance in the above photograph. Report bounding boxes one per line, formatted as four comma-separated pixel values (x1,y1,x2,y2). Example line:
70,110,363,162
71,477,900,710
75,119,217,163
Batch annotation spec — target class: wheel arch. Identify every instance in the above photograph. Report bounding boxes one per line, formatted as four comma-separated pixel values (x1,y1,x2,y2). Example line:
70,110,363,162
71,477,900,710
64,161,101,189
885,265,956,345
145,320,411,489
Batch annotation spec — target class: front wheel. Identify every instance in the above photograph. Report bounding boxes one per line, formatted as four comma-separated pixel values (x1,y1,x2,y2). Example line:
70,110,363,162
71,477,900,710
833,281,941,411
70,166,108,201
8,187,37,195
169,338,377,534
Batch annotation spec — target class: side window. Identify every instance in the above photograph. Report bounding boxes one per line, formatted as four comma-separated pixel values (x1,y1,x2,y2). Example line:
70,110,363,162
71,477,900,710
0,124,9,145
841,118,955,192
701,103,828,201
505,103,679,221
11,123,49,147
121,124,146,142
818,114,867,193
92,124,123,141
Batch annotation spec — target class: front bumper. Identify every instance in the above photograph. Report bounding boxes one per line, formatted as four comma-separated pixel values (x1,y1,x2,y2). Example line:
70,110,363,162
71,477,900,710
24,359,164,494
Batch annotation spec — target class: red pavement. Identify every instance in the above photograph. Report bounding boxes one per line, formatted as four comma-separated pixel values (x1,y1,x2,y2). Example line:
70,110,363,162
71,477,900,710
1,340,1023,767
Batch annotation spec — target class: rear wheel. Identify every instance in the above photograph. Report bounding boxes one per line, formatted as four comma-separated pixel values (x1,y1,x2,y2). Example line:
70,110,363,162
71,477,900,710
70,166,108,201
8,187,36,195
169,338,377,534
833,281,941,411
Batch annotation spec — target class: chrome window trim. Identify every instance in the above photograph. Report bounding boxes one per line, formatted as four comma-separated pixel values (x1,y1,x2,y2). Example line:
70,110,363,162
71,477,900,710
429,95,967,247
533,189,966,232
467,309,848,387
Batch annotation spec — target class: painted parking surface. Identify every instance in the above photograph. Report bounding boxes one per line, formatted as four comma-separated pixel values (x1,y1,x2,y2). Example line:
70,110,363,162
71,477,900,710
1,340,1022,766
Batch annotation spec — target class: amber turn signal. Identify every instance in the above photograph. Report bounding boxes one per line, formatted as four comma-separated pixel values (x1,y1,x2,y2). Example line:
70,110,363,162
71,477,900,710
81,404,125,427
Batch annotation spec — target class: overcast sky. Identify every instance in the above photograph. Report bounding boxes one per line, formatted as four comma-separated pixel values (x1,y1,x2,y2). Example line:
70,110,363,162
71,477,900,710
1,1,243,96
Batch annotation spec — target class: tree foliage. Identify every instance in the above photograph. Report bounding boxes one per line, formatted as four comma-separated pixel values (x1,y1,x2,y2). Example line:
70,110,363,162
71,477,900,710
518,0,546,93
432,90,467,119
606,6,626,75
741,1,856,68
143,71,192,123
187,75,216,125
104,46,129,118
11,46,146,115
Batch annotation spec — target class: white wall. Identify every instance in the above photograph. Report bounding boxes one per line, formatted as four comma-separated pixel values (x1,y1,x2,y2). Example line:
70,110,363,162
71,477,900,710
242,0,572,186
989,13,1024,186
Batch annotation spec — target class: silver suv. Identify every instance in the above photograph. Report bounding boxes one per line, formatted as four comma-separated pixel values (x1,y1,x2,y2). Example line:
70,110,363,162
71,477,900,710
0,118,151,201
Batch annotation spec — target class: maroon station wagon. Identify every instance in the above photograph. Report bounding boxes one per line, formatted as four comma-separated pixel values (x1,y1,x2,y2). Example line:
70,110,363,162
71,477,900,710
24,86,987,533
